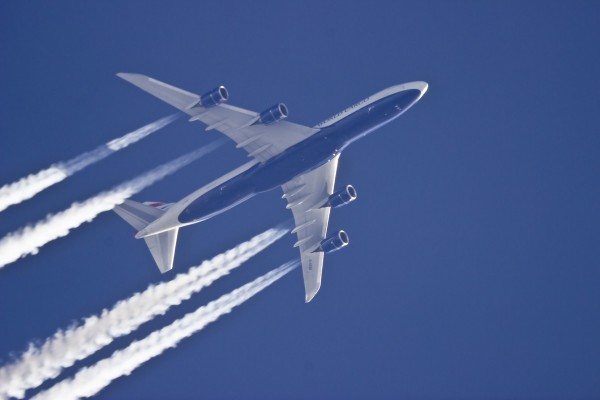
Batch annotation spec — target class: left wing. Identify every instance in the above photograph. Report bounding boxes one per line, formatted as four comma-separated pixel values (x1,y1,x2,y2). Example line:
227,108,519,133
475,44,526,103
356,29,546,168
282,155,340,302
117,73,318,162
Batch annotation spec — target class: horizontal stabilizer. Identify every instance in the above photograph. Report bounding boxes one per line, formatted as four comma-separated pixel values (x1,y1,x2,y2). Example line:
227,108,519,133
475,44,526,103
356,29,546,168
114,199,165,231
114,200,178,273
143,228,178,273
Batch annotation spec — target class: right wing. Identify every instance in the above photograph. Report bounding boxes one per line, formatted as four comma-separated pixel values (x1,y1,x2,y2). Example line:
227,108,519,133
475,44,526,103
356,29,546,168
282,155,340,302
117,73,318,162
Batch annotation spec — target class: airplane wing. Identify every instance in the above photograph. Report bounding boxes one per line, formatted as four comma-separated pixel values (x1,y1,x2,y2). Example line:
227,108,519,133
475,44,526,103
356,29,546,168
282,155,340,302
117,73,318,162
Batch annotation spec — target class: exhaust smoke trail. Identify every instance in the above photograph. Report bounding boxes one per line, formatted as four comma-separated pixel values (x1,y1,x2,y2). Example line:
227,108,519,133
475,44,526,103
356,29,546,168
0,140,222,269
0,227,287,400
32,261,298,400
104,115,178,153
0,115,178,213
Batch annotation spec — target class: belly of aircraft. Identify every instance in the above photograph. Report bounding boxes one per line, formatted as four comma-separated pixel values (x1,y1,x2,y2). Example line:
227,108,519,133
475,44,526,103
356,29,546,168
178,132,340,224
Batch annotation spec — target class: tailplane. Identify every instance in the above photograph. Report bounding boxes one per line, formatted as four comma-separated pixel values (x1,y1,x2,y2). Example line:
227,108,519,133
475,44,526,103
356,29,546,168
114,200,178,273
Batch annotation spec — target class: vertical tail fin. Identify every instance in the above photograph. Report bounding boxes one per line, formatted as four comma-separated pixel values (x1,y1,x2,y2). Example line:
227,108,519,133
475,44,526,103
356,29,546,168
113,200,178,273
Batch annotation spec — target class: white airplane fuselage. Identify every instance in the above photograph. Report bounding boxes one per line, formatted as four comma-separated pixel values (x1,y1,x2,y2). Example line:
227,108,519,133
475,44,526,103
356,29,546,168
136,82,428,238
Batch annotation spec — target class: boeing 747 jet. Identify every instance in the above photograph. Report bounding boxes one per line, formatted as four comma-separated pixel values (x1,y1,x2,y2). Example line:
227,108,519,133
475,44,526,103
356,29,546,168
114,73,428,302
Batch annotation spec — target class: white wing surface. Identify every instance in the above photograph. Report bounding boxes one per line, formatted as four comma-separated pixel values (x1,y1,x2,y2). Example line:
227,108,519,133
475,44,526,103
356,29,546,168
282,155,340,302
117,73,318,162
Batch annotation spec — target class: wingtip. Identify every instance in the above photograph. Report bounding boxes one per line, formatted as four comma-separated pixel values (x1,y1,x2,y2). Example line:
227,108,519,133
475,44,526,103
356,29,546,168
304,285,321,303
116,72,147,82
158,263,174,274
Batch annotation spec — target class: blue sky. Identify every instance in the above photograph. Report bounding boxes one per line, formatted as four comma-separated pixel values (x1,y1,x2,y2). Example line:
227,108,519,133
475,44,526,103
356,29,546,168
1,1,599,399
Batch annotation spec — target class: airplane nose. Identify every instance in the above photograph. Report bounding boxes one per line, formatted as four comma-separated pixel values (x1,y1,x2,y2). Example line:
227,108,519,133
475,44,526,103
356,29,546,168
401,81,428,103
405,81,428,95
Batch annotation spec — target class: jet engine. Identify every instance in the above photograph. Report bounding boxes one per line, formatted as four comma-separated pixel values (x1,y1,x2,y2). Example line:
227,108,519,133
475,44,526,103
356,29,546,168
259,103,288,125
315,230,349,254
323,185,357,208
200,86,229,108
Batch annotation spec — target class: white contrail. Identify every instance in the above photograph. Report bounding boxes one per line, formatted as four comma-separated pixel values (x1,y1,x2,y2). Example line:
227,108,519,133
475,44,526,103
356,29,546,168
104,115,178,153
0,115,178,213
0,140,222,269
32,261,298,400
0,227,287,400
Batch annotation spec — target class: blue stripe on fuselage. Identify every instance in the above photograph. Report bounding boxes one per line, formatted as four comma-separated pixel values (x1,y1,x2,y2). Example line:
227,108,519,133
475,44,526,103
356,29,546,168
178,89,420,223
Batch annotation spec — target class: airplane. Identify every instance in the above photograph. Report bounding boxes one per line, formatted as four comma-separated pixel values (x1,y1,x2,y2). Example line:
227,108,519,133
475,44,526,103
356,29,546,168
113,73,428,302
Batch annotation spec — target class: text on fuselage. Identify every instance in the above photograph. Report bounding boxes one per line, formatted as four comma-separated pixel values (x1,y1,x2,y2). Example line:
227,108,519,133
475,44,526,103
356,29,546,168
315,96,371,128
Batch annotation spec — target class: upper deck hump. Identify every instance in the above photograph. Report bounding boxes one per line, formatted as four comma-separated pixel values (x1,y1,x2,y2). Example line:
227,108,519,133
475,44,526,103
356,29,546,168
314,81,428,129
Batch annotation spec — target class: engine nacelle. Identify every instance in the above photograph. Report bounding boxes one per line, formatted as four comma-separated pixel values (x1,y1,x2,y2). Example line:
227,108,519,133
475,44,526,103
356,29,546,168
200,86,229,108
324,185,357,208
315,230,349,254
259,103,288,125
